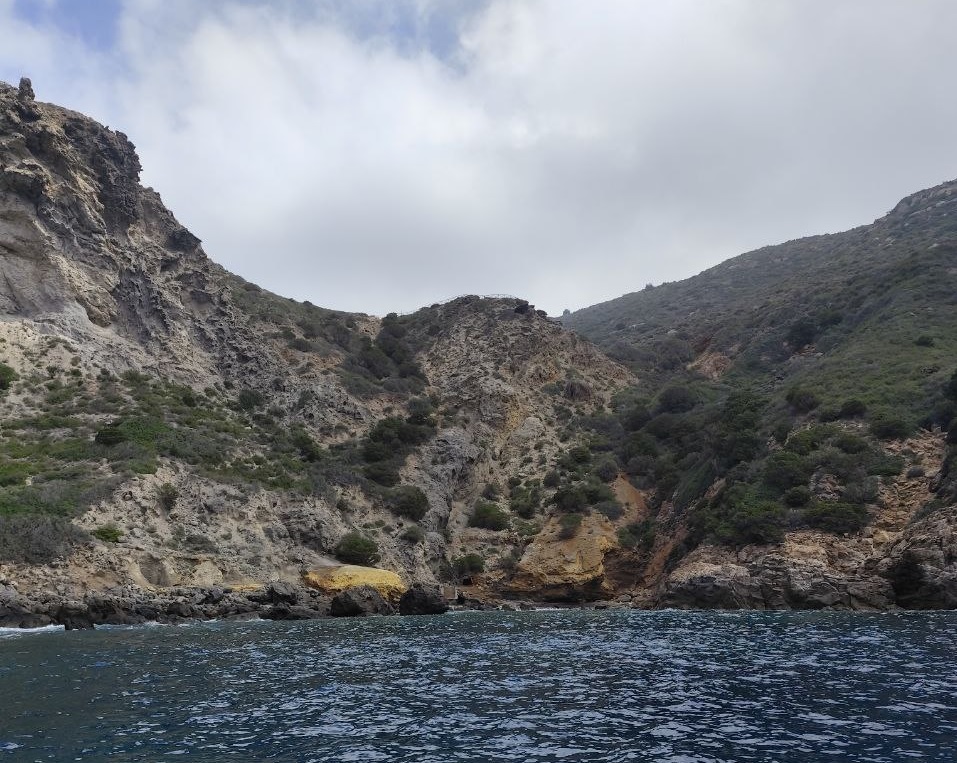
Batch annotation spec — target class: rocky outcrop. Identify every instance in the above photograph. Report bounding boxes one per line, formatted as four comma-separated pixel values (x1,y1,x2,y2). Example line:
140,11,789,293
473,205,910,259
330,585,395,617
658,539,895,610
302,565,407,602
506,514,620,601
659,507,957,611
0,581,333,628
398,583,449,615
883,506,957,608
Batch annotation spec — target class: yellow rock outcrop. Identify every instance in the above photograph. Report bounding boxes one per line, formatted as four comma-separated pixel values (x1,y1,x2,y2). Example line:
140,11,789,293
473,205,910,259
506,514,620,601
302,565,408,601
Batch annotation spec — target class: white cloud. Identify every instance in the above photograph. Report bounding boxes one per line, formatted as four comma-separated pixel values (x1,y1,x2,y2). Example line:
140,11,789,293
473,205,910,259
2,0,957,315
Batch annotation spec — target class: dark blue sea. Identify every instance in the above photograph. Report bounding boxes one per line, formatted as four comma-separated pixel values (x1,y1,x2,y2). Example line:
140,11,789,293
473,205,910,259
2,610,956,762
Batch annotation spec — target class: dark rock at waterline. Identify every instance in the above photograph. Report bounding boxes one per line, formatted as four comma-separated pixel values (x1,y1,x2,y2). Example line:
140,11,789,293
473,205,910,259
54,603,95,630
330,585,394,617
0,596,52,628
262,604,323,621
398,584,448,616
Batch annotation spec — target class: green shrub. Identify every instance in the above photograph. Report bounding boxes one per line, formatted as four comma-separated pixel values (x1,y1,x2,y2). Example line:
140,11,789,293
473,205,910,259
592,456,620,482
786,386,819,413
470,501,509,531
334,532,380,565
558,512,584,539
400,525,425,543
783,486,812,507
837,399,867,418
388,485,429,520
710,486,785,546
785,425,834,455
595,499,624,520
786,318,818,348
869,414,912,441
0,461,31,487
563,445,592,465
157,483,178,511
0,363,17,392
657,386,697,413
509,486,541,519
833,433,867,454
237,388,265,411
802,501,868,534
287,337,313,352
452,553,484,577
0,514,88,563
945,370,957,401
763,451,812,491
292,429,322,461
92,523,122,543
94,423,127,446
481,482,501,500
618,519,655,551
364,463,400,486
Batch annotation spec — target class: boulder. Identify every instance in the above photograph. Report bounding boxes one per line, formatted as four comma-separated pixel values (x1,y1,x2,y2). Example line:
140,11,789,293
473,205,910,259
398,583,449,616
330,585,394,617
262,604,323,621
54,603,94,630
303,565,407,602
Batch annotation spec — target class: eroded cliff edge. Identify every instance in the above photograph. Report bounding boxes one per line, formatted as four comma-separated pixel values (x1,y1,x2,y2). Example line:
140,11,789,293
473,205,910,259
0,79,955,625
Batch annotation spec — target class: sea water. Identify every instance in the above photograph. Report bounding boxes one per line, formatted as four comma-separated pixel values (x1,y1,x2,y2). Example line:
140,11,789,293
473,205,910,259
1,610,956,762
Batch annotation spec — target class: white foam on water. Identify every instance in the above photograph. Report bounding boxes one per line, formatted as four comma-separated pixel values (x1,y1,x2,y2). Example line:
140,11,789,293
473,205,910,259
0,624,64,638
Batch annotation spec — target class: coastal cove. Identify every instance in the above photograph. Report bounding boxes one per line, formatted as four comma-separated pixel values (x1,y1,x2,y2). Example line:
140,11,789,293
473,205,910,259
3,610,956,762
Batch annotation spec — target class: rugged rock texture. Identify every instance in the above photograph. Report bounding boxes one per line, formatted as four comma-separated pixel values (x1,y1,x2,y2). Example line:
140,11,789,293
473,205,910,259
303,565,407,602
0,81,639,618
658,433,955,610
398,583,448,615
0,81,955,621
506,513,620,601
0,580,332,628
330,585,395,617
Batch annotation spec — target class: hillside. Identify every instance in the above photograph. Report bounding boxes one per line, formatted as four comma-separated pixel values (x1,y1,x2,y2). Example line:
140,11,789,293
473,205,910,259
563,176,957,607
567,179,957,417
0,78,954,626
0,79,637,624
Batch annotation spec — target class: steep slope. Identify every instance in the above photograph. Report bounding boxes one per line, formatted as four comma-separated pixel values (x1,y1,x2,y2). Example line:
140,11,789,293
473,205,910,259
566,179,957,421
563,177,957,608
0,80,638,623
1,79,954,623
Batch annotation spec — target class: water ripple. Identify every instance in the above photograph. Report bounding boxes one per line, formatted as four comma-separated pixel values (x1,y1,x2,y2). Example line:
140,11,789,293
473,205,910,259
2,610,956,761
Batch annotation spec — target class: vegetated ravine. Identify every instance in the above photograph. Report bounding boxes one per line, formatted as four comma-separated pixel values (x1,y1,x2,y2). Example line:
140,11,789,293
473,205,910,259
0,76,955,629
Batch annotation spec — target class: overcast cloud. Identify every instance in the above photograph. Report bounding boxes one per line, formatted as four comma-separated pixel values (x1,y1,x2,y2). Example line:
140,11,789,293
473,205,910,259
1,0,956,315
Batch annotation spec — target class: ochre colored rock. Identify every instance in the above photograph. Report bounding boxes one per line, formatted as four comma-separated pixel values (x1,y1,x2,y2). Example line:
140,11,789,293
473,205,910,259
506,514,619,601
302,565,407,602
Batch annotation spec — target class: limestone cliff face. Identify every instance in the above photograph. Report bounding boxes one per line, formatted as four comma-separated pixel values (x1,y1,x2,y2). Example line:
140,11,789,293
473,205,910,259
0,80,637,604
1,81,954,614
658,432,956,610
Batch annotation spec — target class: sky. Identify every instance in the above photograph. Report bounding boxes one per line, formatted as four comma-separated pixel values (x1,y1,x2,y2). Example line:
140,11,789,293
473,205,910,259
1,1,956,316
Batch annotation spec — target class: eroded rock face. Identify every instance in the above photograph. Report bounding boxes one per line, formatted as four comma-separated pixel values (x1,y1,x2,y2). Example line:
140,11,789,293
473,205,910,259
398,583,448,615
330,585,395,617
507,514,620,602
658,539,895,611
883,506,957,609
302,565,407,602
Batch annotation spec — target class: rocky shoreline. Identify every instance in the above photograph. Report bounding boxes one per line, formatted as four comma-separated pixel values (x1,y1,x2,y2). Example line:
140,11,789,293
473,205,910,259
0,581,547,631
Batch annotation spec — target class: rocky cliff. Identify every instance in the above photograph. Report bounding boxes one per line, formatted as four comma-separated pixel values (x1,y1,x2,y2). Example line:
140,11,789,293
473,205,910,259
0,80,638,621
0,80,954,625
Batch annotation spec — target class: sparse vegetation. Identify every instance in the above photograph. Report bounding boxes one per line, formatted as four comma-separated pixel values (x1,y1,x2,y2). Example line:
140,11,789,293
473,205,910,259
334,532,380,565
470,501,510,531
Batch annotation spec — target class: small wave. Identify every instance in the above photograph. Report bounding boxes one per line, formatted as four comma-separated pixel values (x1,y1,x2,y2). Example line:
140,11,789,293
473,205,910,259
0,624,64,638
